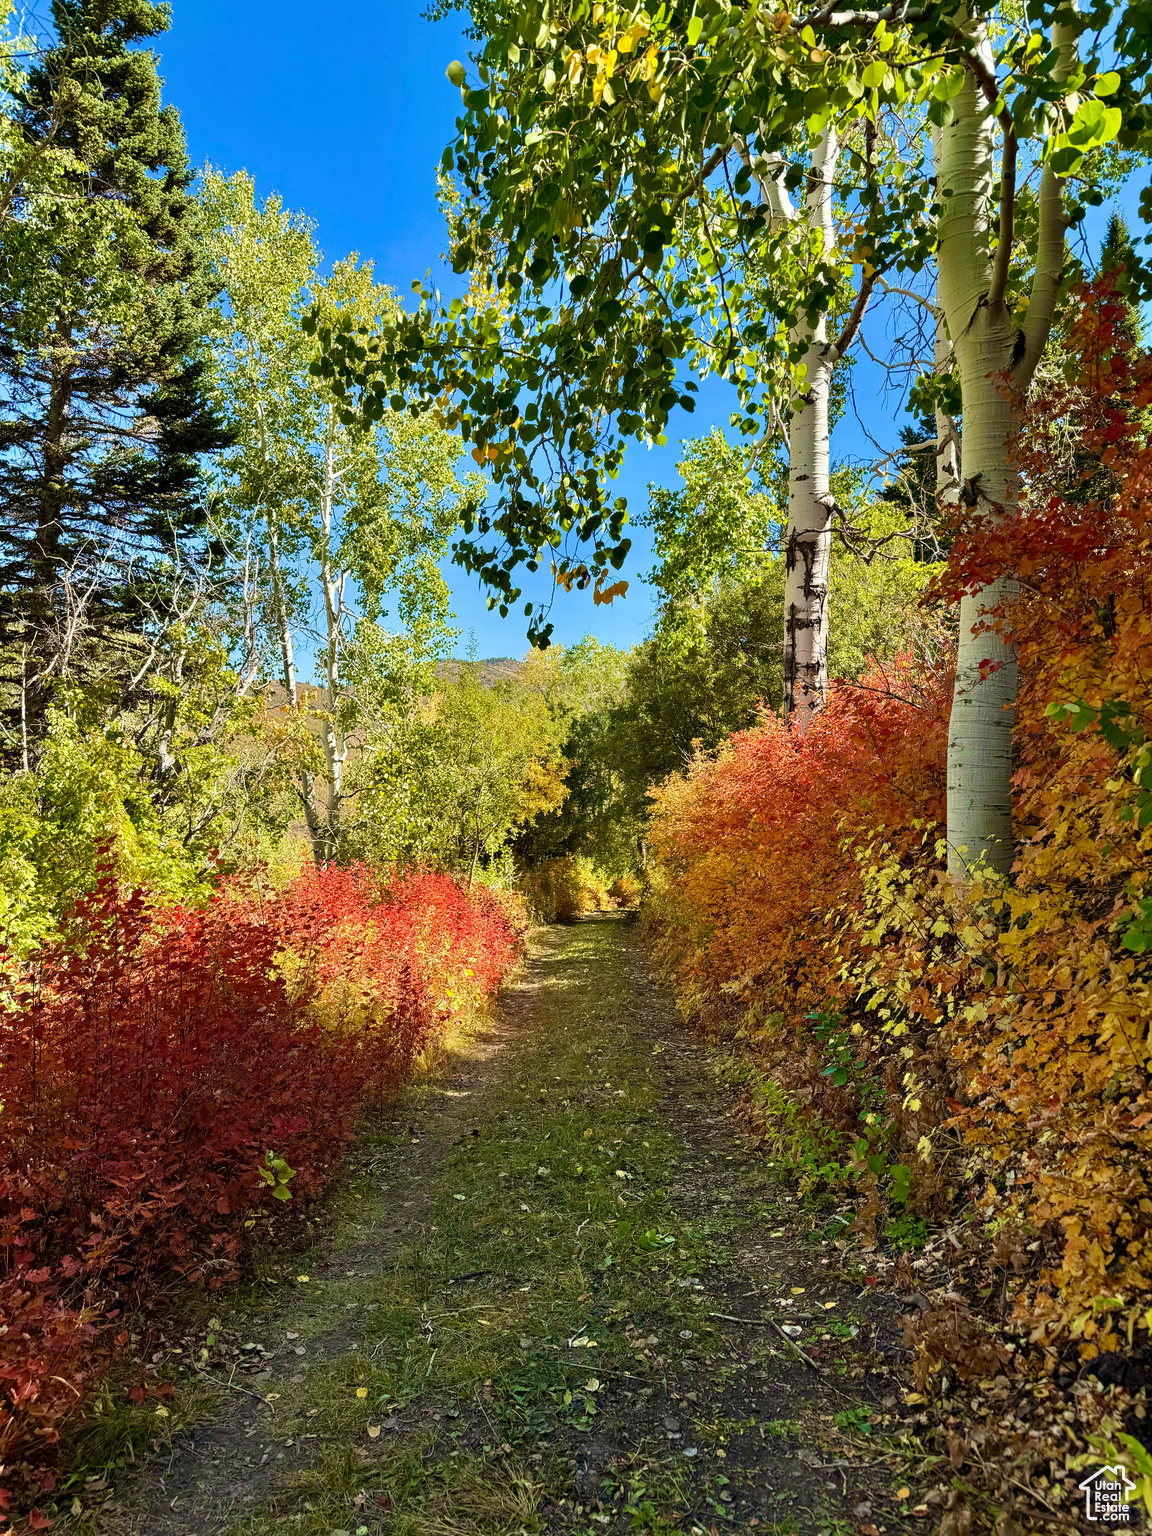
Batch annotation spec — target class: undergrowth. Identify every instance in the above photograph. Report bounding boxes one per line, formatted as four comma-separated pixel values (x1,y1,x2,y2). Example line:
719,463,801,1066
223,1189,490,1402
0,864,524,1519
51,918,894,1536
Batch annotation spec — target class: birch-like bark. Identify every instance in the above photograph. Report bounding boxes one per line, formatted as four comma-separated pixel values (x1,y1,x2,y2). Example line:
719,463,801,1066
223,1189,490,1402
783,127,838,729
936,10,1074,878
28,327,74,738
933,311,961,511
268,516,326,865
317,411,348,860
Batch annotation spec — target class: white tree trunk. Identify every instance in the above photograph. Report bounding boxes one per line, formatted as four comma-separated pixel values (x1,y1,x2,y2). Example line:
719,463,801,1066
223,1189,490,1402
936,14,1073,879
933,305,961,510
317,416,348,859
268,517,326,866
937,56,1020,877
783,127,838,729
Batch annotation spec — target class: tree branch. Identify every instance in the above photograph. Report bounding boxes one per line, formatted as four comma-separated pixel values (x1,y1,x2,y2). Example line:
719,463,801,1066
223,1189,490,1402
958,44,1018,313
1019,16,1079,383
876,276,942,319
828,266,877,362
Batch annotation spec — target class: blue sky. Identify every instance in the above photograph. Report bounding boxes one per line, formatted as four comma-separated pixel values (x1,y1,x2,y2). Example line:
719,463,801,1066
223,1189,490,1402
155,1,1136,657
157,0,694,653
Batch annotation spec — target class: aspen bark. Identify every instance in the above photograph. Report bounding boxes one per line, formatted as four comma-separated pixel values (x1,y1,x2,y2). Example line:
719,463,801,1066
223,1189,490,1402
27,329,74,736
933,308,960,511
783,128,838,730
935,12,1074,878
317,414,348,860
268,517,326,865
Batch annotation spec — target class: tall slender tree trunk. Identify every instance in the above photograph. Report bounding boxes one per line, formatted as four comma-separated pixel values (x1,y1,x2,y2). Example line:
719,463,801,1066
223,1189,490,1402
937,83,1019,877
317,416,348,861
935,12,1074,878
932,287,961,513
268,517,326,866
783,128,838,730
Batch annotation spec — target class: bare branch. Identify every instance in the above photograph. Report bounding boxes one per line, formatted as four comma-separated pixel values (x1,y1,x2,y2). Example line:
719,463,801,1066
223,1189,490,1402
876,276,941,320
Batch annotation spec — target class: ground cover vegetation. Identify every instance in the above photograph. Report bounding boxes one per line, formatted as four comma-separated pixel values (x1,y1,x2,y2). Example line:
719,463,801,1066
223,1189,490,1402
5,0,1152,1530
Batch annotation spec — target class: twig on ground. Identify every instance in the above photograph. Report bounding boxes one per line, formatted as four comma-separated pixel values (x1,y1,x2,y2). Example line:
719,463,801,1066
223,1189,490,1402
193,1367,272,1407
771,1321,823,1372
708,1309,824,1372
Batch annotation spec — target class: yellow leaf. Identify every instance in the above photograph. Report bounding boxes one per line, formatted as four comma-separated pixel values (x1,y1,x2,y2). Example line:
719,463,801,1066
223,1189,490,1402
617,20,650,53
367,1423,382,1439
356,1387,368,1399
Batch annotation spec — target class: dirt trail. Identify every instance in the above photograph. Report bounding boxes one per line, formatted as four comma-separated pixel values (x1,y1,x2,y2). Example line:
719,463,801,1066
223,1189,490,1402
77,916,915,1536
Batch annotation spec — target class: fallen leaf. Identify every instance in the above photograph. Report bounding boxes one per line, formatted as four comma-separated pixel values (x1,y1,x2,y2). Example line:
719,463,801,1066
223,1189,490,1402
896,1487,911,1501
791,1286,805,1295
367,1424,381,1439
356,1387,368,1399
296,1274,310,1283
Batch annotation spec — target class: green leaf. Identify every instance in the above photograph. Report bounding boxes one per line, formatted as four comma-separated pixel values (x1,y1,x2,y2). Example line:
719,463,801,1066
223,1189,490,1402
933,66,967,102
687,14,704,46
1064,97,1122,150
446,60,467,88
861,59,887,89
1094,71,1121,96
1044,698,1099,731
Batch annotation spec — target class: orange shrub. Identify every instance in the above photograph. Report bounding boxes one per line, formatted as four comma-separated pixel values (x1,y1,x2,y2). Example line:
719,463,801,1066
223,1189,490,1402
646,652,948,1037
645,280,1152,1371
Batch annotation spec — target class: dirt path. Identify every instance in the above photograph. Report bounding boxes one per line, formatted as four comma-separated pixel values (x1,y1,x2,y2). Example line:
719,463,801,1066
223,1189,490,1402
69,916,918,1536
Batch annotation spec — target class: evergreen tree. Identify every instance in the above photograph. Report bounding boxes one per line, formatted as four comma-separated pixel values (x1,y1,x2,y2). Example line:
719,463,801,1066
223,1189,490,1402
1100,213,1144,343
0,0,229,747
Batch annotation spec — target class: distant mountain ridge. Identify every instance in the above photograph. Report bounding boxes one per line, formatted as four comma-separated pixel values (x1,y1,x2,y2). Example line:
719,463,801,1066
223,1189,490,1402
434,656,523,687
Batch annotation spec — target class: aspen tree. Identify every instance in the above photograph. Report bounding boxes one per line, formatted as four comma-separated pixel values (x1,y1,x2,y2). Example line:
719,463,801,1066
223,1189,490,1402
319,0,1140,876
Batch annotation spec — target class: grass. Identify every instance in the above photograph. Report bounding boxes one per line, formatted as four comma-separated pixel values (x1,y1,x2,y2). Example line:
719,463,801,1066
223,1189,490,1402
218,922,737,1532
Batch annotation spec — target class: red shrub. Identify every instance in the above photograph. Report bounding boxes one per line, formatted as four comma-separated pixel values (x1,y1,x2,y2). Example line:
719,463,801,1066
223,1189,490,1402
0,863,521,1505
